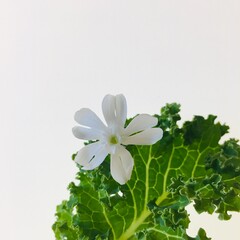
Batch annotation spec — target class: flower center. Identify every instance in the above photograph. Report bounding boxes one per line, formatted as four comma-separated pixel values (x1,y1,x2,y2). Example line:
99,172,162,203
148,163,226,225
109,135,118,145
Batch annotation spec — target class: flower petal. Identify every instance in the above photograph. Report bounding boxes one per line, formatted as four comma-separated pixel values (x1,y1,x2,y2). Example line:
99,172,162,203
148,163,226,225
82,147,108,170
124,114,158,136
110,145,134,185
72,126,102,140
102,94,127,128
102,94,116,127
75,142,108,170
74,108,106,132
115,94,127,127
122,128,163,145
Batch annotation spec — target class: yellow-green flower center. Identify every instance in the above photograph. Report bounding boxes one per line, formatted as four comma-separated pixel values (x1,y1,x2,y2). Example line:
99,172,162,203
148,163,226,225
109,135,118,145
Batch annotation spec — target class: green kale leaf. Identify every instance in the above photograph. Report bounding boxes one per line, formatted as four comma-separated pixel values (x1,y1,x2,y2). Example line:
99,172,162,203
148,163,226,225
53,103,240,240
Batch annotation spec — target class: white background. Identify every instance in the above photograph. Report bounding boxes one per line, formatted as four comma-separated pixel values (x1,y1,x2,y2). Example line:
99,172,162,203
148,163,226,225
1,1,240,239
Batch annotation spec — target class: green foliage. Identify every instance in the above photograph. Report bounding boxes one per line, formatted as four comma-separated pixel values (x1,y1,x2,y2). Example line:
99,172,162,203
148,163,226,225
53,103,240,240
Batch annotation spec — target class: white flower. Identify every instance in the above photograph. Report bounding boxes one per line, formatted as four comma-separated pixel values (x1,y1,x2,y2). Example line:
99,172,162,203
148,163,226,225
72,94,163,185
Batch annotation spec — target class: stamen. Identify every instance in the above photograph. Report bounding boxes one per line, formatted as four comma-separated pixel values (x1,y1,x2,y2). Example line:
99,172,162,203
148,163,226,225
109,135,118,145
